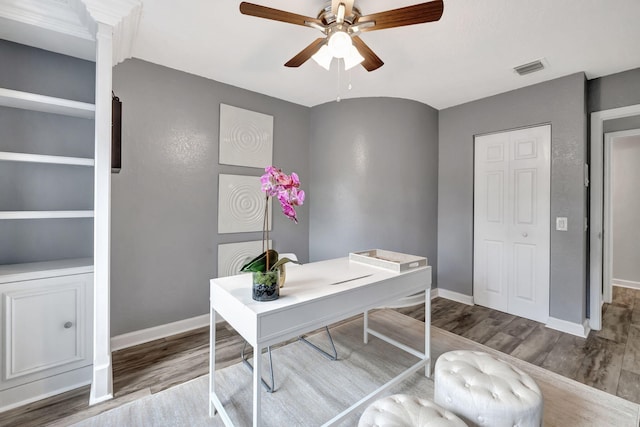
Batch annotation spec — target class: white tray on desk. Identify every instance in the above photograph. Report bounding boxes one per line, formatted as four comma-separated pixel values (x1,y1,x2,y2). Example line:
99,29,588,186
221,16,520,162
349,249,427,272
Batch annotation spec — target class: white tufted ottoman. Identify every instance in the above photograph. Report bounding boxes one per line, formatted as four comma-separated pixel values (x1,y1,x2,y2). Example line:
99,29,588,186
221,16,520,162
434,351,543,427
358,394,468,427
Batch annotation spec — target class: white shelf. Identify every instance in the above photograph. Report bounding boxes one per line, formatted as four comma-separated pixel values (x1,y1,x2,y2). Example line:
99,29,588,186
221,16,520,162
0,258,93,284
0,88,95,119
0,211,94,219
0,151,94,166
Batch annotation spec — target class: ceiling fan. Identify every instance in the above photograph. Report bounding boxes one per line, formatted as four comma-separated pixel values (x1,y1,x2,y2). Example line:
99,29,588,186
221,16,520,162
239,0,444,72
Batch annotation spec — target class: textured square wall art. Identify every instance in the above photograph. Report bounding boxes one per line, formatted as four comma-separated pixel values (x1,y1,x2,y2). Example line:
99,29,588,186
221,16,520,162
218,174,271,233
218,240,271,277
219,104,273,168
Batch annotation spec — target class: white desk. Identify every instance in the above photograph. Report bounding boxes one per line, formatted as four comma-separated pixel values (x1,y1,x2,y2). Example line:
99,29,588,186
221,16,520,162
209,257,431,426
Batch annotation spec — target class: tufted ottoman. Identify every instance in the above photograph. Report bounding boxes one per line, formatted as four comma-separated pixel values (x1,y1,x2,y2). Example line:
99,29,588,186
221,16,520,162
358,394,468,426
434,351,542,427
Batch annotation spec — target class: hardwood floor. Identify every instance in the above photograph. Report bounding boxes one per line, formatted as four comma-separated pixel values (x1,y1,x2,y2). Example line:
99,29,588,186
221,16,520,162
398,286,640,402
2,286,639,426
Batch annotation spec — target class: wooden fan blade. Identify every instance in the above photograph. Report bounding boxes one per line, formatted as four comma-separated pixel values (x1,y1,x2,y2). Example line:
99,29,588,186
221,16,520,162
332,0,355,18
239,2,322,27
357,0,444,32
285,38,326,67
352,36,384,72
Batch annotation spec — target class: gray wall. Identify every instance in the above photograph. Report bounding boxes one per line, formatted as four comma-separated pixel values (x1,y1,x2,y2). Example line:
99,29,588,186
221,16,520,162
308,98,439,280
589,68,640,113
438,73,588,324
612,136,640,284
111,59,310,335
0,40,95,264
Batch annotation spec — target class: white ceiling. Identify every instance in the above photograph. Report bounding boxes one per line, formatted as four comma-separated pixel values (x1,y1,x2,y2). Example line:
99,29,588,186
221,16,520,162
5,0,640,109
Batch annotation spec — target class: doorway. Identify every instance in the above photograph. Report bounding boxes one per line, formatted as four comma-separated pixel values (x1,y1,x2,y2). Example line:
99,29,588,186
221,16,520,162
473,124,551,323
589,103,640,330
603,129,640,303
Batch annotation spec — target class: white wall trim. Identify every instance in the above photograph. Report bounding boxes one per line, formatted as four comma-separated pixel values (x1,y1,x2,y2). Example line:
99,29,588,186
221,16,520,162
546,316,590,338
613,280,640,290
434,288,474,305
0,366,92,413
590,103,640,331
603,129,640,304
111,314,210,352
82,0,142,65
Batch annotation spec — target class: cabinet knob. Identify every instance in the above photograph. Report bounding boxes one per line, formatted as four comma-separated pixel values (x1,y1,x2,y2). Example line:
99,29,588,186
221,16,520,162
522,232,528,237
64,321,73,329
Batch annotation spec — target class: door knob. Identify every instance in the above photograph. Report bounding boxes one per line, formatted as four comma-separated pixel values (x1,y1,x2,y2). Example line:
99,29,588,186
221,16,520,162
64,321,73,329
522,232,528,237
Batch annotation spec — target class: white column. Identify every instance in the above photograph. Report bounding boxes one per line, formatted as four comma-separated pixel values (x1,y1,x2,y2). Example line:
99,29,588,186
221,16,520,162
90,21,114,405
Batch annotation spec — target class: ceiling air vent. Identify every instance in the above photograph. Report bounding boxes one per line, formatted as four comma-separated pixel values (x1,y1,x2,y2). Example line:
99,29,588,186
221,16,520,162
514,60,545,76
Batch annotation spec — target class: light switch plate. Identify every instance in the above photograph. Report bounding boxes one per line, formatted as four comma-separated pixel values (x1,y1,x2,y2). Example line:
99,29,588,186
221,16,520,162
556,217,568,231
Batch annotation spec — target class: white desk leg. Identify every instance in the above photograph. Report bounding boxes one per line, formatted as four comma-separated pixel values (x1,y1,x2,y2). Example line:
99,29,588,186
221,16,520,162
209,307,217,416
425,287,431,378
253,345,262,427
363,310,369,344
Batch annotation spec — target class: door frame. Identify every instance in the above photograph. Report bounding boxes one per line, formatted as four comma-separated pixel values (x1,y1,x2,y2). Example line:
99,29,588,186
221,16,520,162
603,128,640,304
589,104,640,330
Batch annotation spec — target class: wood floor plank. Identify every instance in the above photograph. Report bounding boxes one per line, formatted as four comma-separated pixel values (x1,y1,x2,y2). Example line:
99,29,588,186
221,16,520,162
509,324,562,365
461,315,514,344
622,324,640,375
597,305,632,343
631,300,640,325
501,316,540,340
576,336,625,393
540,333,588,379
483,331,523,354
617,369,640,405
612,286,636,308
448,304,493,335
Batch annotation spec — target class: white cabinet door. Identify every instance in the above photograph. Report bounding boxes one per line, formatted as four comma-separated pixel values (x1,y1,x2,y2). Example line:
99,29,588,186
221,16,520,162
474,125,550,323
1,273,93,390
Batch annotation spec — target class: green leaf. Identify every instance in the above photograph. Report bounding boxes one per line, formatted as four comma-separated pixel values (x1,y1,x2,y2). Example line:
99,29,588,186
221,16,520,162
240,250,279,272
269,257,301,271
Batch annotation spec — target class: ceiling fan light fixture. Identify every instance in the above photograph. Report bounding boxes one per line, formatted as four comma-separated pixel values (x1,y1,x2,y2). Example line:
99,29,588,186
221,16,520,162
312,44,333,70
343,45,364,70
327,30,352,58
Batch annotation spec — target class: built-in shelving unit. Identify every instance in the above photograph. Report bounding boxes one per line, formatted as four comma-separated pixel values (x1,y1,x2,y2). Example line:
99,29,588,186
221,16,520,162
0,83,96,410
0,87,95,226
0,88,95,119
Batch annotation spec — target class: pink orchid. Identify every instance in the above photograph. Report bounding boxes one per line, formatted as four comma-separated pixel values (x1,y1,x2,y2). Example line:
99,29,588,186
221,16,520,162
260,166,305,224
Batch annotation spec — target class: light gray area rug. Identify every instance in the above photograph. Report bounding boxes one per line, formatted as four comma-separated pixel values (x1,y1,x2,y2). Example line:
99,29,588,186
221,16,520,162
72,311,640,427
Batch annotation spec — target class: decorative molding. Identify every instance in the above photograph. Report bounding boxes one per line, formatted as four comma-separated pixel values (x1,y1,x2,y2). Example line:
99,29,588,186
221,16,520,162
111,314,210,352
613,280,640,290
0,0,95,41
82,0,142,65
434,288,475,305
546,316,590,338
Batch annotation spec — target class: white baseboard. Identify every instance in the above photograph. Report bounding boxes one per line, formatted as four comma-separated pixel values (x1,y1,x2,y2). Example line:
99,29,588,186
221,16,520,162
0,366,92,413
546,316,590,338
434,287,474,305
613,279,640,290
111,314,209,352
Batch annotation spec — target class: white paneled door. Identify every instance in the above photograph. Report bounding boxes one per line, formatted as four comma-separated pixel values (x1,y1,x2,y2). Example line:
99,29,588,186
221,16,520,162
474,125,551,323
